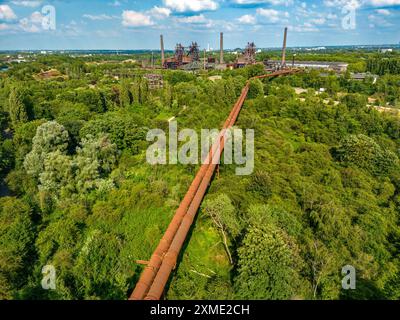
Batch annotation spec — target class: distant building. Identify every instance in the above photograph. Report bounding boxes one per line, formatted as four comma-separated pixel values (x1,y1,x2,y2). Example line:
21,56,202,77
380,48,393,53
264,60,348,72
351,73,379,84
208,75,222,82
144,74,163,89
214,63,227,71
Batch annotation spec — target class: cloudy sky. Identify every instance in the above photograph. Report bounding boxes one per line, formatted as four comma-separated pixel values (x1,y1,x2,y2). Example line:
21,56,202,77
0,0,399,50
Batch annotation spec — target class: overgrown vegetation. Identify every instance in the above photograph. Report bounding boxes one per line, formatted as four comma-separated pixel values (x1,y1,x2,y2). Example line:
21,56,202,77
0,51,400,300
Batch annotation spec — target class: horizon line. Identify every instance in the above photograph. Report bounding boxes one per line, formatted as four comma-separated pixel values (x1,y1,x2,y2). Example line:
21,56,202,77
1,43,399,52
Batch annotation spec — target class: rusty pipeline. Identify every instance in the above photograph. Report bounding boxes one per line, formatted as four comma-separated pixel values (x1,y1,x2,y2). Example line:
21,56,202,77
130,69,300,300
130,82,249,300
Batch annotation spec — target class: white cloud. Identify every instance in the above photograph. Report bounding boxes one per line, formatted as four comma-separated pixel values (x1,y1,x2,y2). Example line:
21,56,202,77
256,8,289,23
163,0,218,12
19,19,40,32
148,6,171,19
122,10,154,27
83,14,116,21
310,18,326,25
368,0,400,6
237,14,257,24
324,0,400,8
375,9,391,15
109,0,121,6
0,23,9,31
19,11,44,32
368,13,393,26
233,0,293,5
324,0,361,9
177,14,209,24
288,24,319,32
0,5,17,20
30,11,43,24
11,0,42,7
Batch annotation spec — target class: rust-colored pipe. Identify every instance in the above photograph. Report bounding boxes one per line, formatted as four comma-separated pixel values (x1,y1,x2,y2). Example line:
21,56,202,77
145,130,229,300
131,135,233,300
130,79,248,300
145,87,250,300
130,69,300,300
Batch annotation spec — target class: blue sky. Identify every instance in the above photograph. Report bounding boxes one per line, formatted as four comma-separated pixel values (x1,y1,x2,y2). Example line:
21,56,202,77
0,0,399,50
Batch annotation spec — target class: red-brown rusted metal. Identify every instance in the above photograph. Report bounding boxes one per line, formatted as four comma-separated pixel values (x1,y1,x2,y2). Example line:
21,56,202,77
129,80,247,300
130,69,300,300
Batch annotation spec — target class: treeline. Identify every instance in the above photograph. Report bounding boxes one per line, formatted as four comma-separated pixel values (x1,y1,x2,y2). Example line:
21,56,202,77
274,69,400,106
1,56,400,300
0,59,247,299
367,56,400,75
168,74,400,300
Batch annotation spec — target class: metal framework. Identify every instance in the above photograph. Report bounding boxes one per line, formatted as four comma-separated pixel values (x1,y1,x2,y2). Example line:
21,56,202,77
144,74,164,89
188,42,200,62
244,42,256,63
174,43,185,66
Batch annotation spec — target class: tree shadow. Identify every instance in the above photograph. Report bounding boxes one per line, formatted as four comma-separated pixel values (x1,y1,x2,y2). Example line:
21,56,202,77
340,278,387,300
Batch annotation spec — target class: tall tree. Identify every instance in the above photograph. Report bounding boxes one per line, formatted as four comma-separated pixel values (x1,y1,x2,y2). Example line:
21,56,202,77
234,222,302,300
0,197,34,299
24,121,70,179
8,86,28,128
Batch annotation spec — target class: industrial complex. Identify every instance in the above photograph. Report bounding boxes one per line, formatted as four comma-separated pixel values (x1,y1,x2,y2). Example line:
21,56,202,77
158,27,348,73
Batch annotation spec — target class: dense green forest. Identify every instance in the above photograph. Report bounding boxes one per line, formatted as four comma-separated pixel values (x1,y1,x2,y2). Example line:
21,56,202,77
0,51,400,300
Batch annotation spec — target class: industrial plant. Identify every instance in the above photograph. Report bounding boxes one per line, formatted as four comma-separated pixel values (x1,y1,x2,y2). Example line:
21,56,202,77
160,30,282,71
157,27,348,73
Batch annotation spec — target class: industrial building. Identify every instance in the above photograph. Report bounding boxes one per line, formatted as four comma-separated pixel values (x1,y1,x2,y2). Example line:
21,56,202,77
159,27,348,73
160,32,263,71
235,42,257,68
265,60,348,72
161,33,225,70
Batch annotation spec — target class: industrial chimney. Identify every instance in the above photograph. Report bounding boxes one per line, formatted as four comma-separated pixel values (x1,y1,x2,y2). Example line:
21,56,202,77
281,27,288,68
220,32,224,64
160,34,165,68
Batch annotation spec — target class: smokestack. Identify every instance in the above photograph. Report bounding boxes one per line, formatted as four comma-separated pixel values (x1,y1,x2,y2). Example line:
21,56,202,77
281,27,288,68
220,32,224,64
204,49,206,70
160,34,165,68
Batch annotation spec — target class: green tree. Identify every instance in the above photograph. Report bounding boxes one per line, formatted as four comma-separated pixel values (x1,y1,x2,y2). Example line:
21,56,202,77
202,194,241,264
247,79,264,99
74,134,118,193
0,197,34,299
119,79,132,108
24,121,70,179
335,134,398,176
0,139,14,176
234,221,302,300
39,150,74,198
8,86,28,128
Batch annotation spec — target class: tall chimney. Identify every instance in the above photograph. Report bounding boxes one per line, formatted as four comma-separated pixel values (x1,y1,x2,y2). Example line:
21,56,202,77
160,34,165,68
220,32,224,64
281,27,288,68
